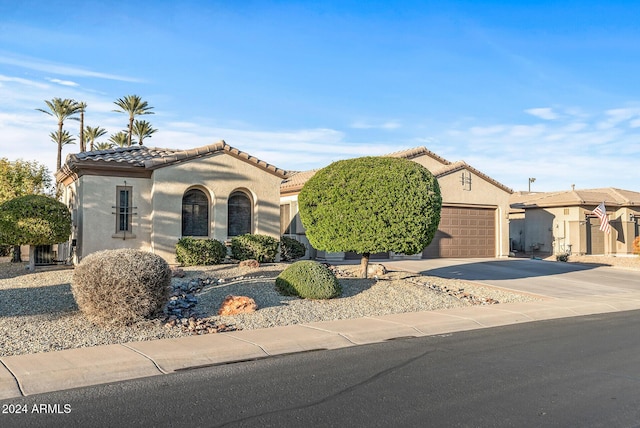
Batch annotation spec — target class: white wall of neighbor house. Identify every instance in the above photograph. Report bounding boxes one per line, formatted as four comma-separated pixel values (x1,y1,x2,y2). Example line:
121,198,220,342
72,175,154,262
280,194,313,259
150,153,283,263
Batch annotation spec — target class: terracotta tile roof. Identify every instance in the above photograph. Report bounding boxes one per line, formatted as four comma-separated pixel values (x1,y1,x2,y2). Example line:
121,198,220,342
510,188,640,208
58,140,289,180
385,146,452,165
72,146,182,167
281,169,319,194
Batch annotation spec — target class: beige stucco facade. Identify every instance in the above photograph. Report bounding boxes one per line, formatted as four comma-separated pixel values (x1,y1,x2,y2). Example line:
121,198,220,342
58,142,286,264
280,147,513,260
510,189,640,256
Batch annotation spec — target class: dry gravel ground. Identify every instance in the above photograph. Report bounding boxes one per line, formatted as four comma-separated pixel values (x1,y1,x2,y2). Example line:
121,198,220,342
0,256,601,358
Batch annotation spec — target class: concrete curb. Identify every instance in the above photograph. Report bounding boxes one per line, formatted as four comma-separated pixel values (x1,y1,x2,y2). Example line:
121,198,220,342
3,294,640,399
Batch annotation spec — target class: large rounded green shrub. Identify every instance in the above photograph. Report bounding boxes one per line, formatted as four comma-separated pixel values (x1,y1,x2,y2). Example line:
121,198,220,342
231,234,279,262
72,249,171,326
176,237,227,266
298,156,441,277
275,260,341,299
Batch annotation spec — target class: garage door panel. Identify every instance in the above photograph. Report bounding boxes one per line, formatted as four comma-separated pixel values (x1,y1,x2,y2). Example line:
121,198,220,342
423,206,495,258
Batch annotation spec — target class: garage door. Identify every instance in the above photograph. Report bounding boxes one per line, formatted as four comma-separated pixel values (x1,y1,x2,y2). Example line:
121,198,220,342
422,206,496,258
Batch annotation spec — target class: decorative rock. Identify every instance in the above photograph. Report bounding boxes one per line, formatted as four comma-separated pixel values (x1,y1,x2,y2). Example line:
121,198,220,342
171,267,185,278
218,295,258,316
239,259,260,268
367,264,387,276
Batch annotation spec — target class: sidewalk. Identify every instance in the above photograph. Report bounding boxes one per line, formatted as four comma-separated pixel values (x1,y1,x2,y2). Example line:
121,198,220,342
3,290,640,399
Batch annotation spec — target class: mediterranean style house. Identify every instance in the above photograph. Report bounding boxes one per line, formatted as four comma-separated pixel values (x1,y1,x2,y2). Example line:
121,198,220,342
510,187,640,257
53,142,514,265
55,141,287,265
281,146,513,261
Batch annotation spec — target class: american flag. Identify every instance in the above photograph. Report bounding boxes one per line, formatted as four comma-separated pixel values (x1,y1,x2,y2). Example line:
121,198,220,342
592,202,611,234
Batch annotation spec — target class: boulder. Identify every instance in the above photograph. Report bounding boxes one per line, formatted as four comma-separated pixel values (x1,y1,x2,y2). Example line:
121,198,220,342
171,267,186,278
239,259,260,268
218,295,258,316
367,264,387,276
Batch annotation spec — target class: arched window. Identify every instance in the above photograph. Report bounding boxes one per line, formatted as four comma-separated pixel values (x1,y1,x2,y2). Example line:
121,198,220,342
182,189,209,236
228,191,252,236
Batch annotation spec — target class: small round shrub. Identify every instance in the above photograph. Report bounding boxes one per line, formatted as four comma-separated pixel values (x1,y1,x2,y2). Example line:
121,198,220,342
72,249,171,326
176,237,227,266
231,234,279,262
275,260,342,299
280,236,306,261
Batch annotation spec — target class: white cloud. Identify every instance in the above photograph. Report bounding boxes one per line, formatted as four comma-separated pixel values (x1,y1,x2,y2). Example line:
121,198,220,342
525,107,558,120
0,53,143,83
350,120,401,130
47,78,79,87
0,74,49,89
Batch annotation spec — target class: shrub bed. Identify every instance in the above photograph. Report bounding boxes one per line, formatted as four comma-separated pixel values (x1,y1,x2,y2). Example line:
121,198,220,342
72,249,171,326
231,234,279,262
275,260,341,299
176,237,227,266
280,236,306,261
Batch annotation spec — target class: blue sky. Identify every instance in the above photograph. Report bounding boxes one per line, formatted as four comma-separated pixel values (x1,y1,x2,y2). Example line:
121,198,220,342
1,1,640,192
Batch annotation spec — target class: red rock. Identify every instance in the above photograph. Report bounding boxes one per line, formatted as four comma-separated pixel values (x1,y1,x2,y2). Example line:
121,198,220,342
218,295,258,316
239,259,260,268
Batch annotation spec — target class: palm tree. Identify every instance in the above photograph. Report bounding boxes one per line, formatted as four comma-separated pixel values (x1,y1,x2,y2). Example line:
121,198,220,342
77,102,87,152
94,141,114,150
84,126,108,151
108,131,129,148
113,95,154,147
132,120,157,146
36,98,82,171
49,130,75,167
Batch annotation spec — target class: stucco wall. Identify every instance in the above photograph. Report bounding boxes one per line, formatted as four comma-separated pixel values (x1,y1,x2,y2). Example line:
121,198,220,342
150,153,283,263
408,155,448,172
437,171,511,257
74,175,153,261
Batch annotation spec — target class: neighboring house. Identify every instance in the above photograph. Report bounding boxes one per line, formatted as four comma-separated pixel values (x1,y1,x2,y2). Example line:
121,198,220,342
56,141,287,264
509,187,640,256
281,146,513,260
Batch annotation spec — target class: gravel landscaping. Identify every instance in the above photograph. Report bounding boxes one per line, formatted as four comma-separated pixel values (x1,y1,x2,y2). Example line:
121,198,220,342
0,258,550,357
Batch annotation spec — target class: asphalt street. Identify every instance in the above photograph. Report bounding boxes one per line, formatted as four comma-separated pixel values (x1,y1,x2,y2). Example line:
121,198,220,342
2,310,640,427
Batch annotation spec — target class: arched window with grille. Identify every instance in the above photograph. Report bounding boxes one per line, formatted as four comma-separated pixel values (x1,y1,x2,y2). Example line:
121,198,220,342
228,191,252,236
182,189,209,236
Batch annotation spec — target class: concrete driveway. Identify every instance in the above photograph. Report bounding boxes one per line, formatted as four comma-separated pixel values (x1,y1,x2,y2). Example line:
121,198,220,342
384,258,640,299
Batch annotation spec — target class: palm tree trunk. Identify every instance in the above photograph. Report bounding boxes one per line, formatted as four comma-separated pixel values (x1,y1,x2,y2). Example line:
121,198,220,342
128,116,134,146
56,121,63,171
79,110,85,152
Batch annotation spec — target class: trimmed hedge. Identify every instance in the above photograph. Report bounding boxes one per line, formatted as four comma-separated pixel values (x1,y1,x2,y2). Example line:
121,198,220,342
275,260,341,299
231,234,279,262
72,249,170,326
176,237,227,266
280,236,306,261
